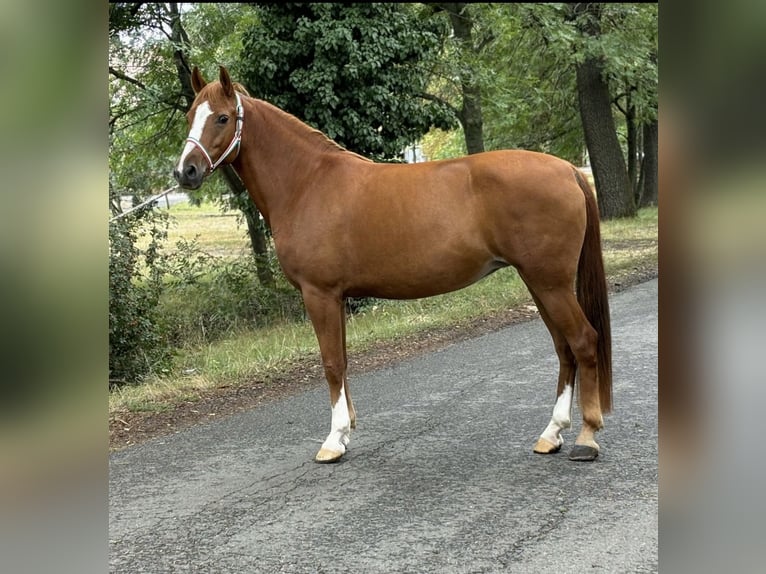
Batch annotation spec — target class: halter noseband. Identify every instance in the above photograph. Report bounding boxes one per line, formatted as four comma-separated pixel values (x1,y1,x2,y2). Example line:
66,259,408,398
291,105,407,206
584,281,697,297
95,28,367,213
185,93,244,174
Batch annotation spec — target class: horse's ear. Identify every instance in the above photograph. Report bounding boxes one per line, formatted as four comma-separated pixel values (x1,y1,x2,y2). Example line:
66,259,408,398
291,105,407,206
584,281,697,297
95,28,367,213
219,66,234,98
191,66,207,94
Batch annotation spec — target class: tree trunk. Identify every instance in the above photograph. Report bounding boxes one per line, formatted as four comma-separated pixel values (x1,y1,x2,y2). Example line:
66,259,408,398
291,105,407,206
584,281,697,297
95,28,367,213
639,118,658,207
625,93,640,198
168,3,195,109
440,3,485,154
576,58,635,218
572,4,634,219
244,207,275,289
109,179,122,216
460,83,485,154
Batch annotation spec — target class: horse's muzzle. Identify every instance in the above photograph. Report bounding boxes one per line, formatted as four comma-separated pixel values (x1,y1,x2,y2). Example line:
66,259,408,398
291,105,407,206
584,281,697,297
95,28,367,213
173,163,204,190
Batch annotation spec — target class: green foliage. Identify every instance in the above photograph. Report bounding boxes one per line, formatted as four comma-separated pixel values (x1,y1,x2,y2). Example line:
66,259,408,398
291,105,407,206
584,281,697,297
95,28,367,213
598,4,658,124
109,3,164,37
109,213,305,385
158,249,305,347
421,127,467,161
109,23,186,196
239,3,457,160
443,3,657,164
465,4,581,161
108,212,173,386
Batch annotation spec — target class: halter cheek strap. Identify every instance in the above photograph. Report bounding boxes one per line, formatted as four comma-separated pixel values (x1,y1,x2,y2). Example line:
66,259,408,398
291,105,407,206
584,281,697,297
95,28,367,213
186,93,244,174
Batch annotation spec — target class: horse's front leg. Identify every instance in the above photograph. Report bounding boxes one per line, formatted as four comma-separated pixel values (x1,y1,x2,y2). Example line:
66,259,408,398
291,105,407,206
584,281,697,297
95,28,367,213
302,289,352,463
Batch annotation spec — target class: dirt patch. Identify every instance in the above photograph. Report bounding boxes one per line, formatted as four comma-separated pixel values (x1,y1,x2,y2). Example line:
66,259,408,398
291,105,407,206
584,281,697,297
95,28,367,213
109,263,657,452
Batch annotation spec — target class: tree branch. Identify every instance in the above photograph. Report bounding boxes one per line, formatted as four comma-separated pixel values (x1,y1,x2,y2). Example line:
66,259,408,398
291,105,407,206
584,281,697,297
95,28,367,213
109,66,147,90
110,65,188,115
419,92,461,121
612,94,628,117
109,107,142,132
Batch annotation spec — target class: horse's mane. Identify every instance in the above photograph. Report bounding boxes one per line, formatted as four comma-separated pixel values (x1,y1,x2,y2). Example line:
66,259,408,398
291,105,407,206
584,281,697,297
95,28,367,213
232,82,250,96
256,99,373,163
203,82,251,106
201,80,372,162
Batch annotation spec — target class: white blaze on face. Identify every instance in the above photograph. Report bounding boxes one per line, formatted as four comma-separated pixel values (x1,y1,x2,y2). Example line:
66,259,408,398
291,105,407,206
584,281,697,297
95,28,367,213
321,386,351,453
175,101,213,173
540,384,573,447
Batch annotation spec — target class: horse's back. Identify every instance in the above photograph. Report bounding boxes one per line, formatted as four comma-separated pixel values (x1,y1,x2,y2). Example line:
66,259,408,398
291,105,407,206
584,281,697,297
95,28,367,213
378,149,588,268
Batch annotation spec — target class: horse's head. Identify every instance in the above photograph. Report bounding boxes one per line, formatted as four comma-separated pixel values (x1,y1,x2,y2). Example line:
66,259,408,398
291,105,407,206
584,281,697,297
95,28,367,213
173,66,246,190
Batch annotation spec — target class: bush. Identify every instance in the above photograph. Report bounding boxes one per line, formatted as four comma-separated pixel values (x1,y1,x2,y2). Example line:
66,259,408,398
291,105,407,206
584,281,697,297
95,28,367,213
110,211,307,386
158,247,305,346
108,211,172,386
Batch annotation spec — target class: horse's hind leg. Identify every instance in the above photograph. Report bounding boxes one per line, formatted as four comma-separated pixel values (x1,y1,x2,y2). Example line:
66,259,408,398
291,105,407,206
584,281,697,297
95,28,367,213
529,292,577,455
302,289,352,463
524,280,603,461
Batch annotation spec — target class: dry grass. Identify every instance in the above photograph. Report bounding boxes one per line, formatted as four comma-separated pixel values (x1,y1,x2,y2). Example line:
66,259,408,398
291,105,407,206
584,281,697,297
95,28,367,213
164,202,251,258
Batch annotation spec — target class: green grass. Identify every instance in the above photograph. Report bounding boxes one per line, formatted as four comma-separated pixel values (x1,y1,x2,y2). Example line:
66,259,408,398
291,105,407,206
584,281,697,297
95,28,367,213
600,207,659,274
110,204,658,414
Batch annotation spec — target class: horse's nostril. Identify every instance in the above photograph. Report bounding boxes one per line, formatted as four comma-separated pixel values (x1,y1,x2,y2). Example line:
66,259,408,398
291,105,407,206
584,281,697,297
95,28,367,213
184,164,197,178
173,168,181,181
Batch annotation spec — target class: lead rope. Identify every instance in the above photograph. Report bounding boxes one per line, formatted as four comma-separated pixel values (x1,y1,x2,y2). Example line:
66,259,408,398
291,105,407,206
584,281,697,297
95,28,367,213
109,185,179,223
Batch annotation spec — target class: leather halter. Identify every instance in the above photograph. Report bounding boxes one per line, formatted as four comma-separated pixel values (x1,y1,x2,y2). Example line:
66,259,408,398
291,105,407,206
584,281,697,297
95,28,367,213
185,93,244,173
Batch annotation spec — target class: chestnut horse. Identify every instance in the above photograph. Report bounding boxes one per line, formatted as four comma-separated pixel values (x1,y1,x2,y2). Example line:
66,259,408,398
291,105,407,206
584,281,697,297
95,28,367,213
174,66,612,463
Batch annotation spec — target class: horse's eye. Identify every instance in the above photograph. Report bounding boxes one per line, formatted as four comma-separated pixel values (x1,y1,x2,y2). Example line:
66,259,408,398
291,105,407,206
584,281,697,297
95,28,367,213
218,115,229,124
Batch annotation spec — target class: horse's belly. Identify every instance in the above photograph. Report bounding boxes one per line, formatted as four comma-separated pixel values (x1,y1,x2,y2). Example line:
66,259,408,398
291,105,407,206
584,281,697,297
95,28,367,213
346,251,507,300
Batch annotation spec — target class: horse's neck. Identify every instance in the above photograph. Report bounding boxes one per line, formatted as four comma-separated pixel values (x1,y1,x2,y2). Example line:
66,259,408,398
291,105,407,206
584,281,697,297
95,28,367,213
232,99,337,227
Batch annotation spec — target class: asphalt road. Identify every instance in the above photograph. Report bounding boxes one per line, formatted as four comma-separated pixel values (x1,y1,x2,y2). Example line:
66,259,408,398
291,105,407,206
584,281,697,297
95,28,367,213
109,279,657,573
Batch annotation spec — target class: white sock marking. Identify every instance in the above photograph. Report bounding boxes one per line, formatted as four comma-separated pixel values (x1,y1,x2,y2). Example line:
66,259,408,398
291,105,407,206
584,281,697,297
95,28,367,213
540,384,573,446
321,386,351,453
176,101,213,173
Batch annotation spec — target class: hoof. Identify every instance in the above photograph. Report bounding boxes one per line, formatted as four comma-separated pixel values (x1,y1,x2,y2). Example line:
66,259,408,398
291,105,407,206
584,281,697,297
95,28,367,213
533,437,562,454
568,444,599,461
315,447,344,464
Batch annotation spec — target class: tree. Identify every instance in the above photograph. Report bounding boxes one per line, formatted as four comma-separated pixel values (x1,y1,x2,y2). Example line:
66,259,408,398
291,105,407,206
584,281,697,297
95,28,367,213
640,111,658,206
604,4,658,206
477,4,584,163
166,3,275,287
109,3,278,382
569,3,635,219
109,3,191,198
238,3,457,161
447,3,657,216
424,2,656,190
430,3,488,154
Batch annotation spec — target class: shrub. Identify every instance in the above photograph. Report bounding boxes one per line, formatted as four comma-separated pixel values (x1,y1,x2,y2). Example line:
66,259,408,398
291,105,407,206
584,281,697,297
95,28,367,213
158,247,305,346
108,211,172,386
